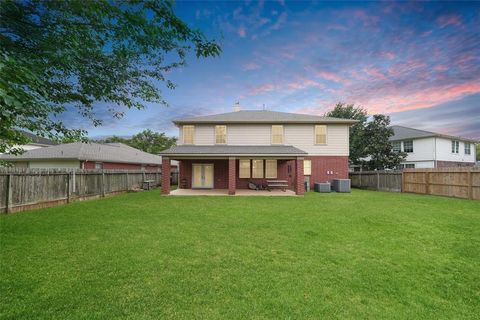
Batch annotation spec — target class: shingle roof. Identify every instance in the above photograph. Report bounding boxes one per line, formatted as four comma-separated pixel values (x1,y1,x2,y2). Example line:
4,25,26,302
20,131,58,146
0,142,163,165
389,125,478,143
159,145,307,156
174,110,358,124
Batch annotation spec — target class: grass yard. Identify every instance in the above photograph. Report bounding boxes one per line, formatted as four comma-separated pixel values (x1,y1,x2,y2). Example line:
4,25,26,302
1,190,479,319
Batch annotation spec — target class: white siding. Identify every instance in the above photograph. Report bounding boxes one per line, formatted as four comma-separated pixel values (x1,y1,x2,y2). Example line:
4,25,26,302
401,137,436,162
176,123,350,156
284,124,349,156
227,124,271,145
400,161,435,168
28,160,81,169
435,137,476,163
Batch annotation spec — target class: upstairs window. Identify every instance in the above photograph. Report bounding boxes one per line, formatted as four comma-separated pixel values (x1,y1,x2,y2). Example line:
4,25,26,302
271,125,284,144
465,142,471,155
265,160,277,179
403,140,413,153
183,125,194,144
304,160,312,175
405,163,415,169
252,159,264,178
315,125,327,144
451,140,459,154
239,160,250,178
215,125,227,144
392,141,401,152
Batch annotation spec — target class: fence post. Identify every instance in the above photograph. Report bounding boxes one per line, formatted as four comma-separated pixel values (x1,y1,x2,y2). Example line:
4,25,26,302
5,174,13,213
101,170,105,197
156,170,159,186
376,171,380,190
468,171,472,200
425,172,430,195
126,171,129,191
359,172,362,188
67,172,71,203
401,171,405,193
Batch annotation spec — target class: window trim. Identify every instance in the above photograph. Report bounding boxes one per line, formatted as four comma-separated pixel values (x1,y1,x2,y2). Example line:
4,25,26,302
451,140,459,154
271,125,284,145
239,159,251,178
403,140,413,153
265,160,277,179
215,125,227,145
314,125,327,145
464,142,471,155
182,125,195,145
252,159,264,178
304,160,312,176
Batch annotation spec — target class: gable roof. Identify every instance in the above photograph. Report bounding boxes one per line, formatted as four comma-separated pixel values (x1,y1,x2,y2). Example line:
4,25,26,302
0,142,162,165
174,110,358,125
389,125,478,143
20,131,58,146
159,145,307,157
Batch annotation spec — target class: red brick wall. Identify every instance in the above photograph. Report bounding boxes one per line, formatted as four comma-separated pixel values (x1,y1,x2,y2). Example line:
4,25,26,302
81,161,161,171
305,156,349,185
161,158,171,195
228,158,236,195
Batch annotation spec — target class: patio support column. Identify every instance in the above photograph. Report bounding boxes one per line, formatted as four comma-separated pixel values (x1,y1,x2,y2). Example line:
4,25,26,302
161,157,171,195
295,157,305,195
228,157,236,195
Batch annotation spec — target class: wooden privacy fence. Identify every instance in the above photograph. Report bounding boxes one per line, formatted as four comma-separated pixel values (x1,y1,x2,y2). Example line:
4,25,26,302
402,168,480,200
0,168,163,214
350,168,480,200
349,170,402,192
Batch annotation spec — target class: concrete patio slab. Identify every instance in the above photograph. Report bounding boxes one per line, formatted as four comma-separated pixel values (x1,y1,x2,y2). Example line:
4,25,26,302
170,189,297,196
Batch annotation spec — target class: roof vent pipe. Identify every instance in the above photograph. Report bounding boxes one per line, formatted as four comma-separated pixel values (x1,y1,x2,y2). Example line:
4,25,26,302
233,101,241,112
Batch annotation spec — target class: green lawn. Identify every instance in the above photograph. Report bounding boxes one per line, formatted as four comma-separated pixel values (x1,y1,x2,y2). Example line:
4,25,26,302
1,190,479,319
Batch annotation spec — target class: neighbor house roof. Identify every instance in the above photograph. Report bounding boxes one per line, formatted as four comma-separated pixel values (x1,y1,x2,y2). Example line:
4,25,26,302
174,110,358,125
389,125,478,143
20,131,58,146
159,145,307,157
0,142,163,165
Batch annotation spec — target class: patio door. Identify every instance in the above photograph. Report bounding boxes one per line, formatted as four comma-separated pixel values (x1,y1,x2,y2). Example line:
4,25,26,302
192,164,214,189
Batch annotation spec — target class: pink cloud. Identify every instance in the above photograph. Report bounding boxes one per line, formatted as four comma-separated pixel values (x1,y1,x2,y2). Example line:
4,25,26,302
353,9,380,27
248,83,275,96
434,65,448,72
380,51,396,60
286,78,323,90
242,62,260,71
363,67,387,80
437,14,463,28
317,71,351,85
354,82,480,114
237,26,246,38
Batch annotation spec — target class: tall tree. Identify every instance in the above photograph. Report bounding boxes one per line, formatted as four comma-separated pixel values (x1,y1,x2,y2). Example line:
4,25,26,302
362,115,406,170
103,129,176,154
325,102,368,164
0,0,221,154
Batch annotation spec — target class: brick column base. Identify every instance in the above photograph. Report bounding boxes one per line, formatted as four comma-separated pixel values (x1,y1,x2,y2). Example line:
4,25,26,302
161,157,171,195
228,157,236,195
295,157,305,195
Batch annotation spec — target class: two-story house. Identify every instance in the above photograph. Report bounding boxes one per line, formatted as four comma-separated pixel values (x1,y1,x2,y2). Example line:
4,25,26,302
159,108,356,195
390,125,477,169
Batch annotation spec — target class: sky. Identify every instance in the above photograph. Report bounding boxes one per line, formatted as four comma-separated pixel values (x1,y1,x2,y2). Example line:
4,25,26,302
84,0,480,139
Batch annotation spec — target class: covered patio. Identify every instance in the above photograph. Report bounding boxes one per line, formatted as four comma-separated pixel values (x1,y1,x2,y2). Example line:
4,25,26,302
159,145,307,196
170,188,297,196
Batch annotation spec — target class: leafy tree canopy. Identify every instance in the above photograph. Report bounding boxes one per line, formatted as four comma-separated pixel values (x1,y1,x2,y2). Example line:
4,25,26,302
0,0,221,154
325,102,368,163
362,114,406,170
101,129,176,154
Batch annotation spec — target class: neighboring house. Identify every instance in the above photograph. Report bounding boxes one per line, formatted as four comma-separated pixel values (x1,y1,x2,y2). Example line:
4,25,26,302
390,125,477,169
159,108,357,195
0,142,164,170
4,131,58,153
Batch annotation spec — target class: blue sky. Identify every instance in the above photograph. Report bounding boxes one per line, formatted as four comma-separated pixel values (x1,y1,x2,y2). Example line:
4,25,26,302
84,1,480,139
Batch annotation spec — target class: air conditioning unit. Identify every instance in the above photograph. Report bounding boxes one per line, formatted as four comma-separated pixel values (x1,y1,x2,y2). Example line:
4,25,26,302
314,182,331,193
332,179,351,193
